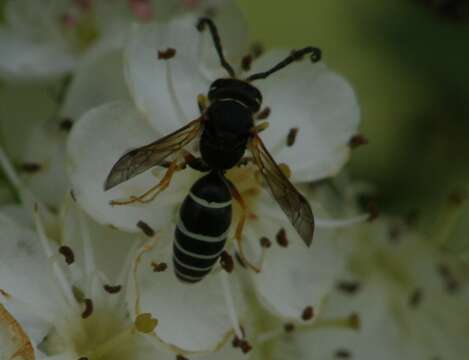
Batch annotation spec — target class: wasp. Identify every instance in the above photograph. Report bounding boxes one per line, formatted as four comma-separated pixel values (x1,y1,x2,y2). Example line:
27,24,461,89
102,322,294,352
104,18,320,283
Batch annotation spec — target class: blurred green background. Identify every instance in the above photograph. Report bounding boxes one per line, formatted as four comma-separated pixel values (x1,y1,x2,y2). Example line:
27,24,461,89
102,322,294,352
237,0,469,215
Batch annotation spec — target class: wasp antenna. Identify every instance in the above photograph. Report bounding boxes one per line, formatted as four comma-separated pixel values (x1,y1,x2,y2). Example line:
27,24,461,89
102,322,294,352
245,46,322,82
196,17,236,78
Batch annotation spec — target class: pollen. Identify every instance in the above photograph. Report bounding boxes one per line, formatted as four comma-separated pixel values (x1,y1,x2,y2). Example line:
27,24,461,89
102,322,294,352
135,313,158,333
220,251,234,273
151,261,168,272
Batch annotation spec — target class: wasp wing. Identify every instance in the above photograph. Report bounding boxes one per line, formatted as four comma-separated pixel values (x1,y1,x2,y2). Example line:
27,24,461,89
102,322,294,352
248,135,315,246
104,118,203,190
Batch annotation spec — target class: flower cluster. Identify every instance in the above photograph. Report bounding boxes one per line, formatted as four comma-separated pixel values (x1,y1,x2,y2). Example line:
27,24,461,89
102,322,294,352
0,1,467,360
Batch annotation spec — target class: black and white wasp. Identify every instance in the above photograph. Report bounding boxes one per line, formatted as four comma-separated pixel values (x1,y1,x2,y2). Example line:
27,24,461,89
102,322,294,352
104,18,320,283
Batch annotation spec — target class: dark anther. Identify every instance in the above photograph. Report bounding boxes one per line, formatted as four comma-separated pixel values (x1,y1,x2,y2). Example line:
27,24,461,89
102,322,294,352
59,117,74,132
232,336,241,348
276,228,288,247
20,162,42,173
256,107,271,120
103,284,122,294
220,251,234,273
151,261,168,272
239,340,252,354
367,201,380,222
260,236,272,248
335,349,352,359
250,42,264,59
437,263,460,293
176,355,189,360
59,245,75,265
286,127,299,147
158,48,176,60
284,322,295,333
137,221,155,237
70,190,77,202
301,306,314,320
348,134,368,149
348,312,360,330
241,54,253,72
337,281,361,295
408,288,423,308
81,298,94,319
78,357,89,360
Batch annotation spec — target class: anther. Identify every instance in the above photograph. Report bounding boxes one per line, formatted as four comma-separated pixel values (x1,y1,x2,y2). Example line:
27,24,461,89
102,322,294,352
250,42,264,59
157,48,176,60
59,118,74,132
335,349,352,359
19,162,42,173
437,263,460,293
103,284,122,294
276,228,289,247
232,336,241,348
220,251,234,273
260,236,272,248
78,357,89,360
348,134,368,149
135,313,158,333
59,245,75,265
239,340,253,354
151,261,167,272
70,190,77,202
256,107,271,120
0,289,11,299
81,298,94,319
137,221,155,237
348,312,360,330
286,127,299,146
367,202,380,222
302,306,314,321
176,355,189,360
241,54,253,72
337,281,361,295
408,288,423,308
284,323,295,333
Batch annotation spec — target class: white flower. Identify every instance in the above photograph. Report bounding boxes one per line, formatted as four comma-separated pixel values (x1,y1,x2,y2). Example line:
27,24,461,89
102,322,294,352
67,10,364,354
268,217,469,360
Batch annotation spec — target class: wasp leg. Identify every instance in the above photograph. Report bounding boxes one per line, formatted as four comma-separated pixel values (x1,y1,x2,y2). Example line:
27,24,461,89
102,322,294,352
110,160,182,206
227,181,264,273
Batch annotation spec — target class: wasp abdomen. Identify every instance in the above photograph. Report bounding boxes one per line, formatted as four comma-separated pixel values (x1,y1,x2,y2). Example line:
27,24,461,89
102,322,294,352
173,172,232,283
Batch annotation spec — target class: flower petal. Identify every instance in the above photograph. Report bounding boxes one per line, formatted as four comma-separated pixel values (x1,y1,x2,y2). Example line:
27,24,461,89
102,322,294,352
0,304,35,360
247,191,343,320
129,228,243,353
124,6,247,135
67,101,196,232
0,29,75,81
248,50,360,182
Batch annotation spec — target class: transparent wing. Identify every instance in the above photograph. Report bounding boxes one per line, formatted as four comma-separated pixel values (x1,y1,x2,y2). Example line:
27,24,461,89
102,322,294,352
104,118,203,190
249,134,315,246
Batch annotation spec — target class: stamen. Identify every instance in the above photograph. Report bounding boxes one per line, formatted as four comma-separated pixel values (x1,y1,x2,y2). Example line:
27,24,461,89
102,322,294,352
135,313,158,333
348,134,368,149
59,118,74,132
276,228,288,247
19,162,42,174
335,349,352,359
301,306,314,321
165,59,189,124
408,288,423,308
286,127,299,147
81,298,94,319
260,236,272,248
158,48,176,60
337,281,361,295
256,107,271,120
220,251,234,273
151,261,168,272
59,245,75,265
219,271,243,339
137,220,155,237
284,323,295,333
103,284,122,294
241,54,253,72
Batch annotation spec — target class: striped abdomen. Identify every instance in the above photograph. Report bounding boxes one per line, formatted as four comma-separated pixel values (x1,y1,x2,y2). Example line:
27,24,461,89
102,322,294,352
173,171,232,283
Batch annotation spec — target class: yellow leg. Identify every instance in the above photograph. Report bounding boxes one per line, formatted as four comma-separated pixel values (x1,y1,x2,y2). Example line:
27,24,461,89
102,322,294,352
110,161,180,206
228,182,263,273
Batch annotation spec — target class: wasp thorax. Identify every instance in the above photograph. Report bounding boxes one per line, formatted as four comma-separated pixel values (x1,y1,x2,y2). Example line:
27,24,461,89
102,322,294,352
208,78,262,113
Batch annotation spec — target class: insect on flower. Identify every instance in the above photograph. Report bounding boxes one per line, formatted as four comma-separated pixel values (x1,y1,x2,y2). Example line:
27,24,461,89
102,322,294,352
104,18,320,283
